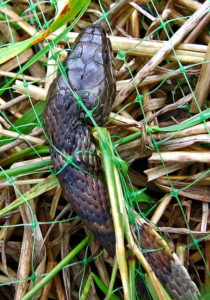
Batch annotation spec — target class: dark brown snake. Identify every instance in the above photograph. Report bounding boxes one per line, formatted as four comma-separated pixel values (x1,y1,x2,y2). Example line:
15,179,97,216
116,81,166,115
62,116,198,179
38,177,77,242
44,25,199,299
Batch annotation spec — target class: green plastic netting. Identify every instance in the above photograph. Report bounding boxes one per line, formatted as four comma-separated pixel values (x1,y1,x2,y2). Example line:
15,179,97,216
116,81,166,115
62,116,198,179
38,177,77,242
0,0,210,299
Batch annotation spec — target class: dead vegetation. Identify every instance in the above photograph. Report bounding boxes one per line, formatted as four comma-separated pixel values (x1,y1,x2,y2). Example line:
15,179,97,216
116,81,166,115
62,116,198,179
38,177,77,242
0,0,209,299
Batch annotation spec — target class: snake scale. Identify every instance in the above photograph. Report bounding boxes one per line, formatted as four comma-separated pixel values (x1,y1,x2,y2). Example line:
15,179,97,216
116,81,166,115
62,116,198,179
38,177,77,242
44,25,200,299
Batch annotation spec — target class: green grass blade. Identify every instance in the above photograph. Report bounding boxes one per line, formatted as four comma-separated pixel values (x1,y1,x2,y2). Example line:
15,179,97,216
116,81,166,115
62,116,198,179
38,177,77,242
0,175,58,217
21,235,92,300
150,108,210,133
0,0,91,64
96,127,130,299
145,273,172,300
0,0,90,97
0,158,51,180
128,252,136,300
91,272,120,300
0,101,45,146
107,258,119,300
0,145,49,167
80,273,92,300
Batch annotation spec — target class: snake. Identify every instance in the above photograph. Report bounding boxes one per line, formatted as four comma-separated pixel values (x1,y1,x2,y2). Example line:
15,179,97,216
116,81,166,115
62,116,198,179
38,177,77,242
44,25,116,257
44,25,200,299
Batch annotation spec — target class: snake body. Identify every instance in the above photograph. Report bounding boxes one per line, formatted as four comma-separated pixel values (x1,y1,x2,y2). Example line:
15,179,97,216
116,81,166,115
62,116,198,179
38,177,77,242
44,25,200,299
44,25,116,256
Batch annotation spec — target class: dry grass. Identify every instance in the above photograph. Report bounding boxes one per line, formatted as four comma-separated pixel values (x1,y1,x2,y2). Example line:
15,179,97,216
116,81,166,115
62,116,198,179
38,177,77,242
0,0,209,299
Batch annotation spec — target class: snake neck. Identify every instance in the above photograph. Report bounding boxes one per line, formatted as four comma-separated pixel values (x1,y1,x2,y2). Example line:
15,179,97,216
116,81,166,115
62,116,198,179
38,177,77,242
51,124,101,177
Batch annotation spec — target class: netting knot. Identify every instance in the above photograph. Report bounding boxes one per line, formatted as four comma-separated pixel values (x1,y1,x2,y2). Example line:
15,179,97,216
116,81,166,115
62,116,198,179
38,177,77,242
7,177,13,184
171,189,179,198
179,65,186,74
23,81,28,88
135,94,144,104
31,221,37,228
116,51,126,61
160,22,166,30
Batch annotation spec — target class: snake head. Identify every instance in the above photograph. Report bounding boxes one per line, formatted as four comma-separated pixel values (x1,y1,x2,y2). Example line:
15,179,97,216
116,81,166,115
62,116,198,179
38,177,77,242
64,25,116,126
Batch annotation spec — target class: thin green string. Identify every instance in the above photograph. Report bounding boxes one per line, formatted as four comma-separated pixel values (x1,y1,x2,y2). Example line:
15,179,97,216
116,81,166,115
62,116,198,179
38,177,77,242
0,0,209,294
